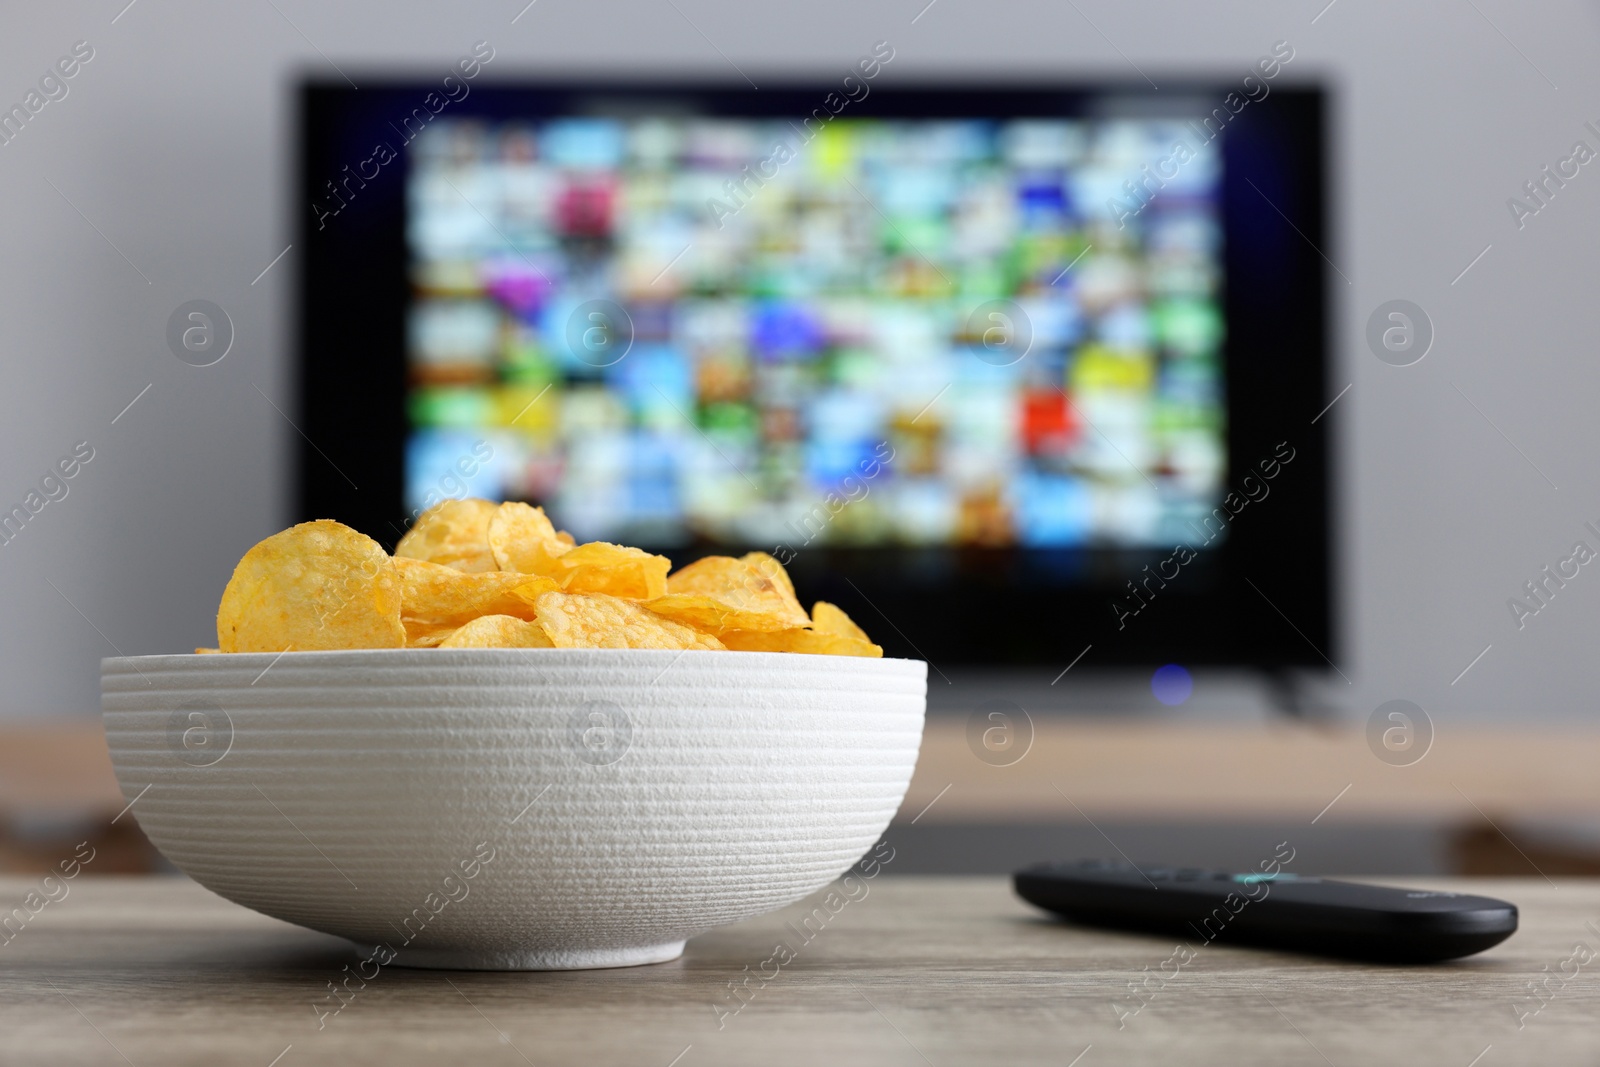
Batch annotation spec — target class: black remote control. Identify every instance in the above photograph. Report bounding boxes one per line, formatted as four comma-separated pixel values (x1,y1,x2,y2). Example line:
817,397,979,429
1014,859,1517,962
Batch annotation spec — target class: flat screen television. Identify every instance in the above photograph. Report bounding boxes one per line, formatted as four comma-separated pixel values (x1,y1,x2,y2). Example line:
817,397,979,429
297,75,1333,670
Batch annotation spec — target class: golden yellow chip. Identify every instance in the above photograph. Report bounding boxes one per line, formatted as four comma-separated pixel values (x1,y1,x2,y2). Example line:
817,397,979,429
437,614,555,649
404,621,454,648
207,497,881,657
194,647,222,654
659,553,810,631
533,590,723,650
395,499,498,573
394,556,559,626
742,551,798,601
553,542,671,601
217,520,405,653
811,601,872,643
643,594,806,635
487,501,573,575
720,627,883,657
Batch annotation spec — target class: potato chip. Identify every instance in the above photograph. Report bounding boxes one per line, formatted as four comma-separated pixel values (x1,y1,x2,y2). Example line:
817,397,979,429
207,498,879,656
811,601,872,643
438,614,555,649
194,647,222,654
742,551,798,602
403,622,454,648
641,594,781,635
395,556,559,626
395,499,498,573
217,520,405,653
553,542,671,601
656,553,809,632
533,590,723,650
487,501,573,575
720,627,883,658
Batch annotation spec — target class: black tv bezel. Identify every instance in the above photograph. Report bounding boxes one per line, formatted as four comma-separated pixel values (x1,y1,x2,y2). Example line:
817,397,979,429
296,77,1334,671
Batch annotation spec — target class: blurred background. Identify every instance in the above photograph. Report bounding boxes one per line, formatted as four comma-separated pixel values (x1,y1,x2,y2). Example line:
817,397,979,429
3,0,1599,880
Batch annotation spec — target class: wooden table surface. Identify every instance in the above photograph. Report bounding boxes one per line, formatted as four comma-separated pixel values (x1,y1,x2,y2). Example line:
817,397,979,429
3,875,1597,1066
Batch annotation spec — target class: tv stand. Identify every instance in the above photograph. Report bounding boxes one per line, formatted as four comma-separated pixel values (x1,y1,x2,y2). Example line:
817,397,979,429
1263,669,1339,724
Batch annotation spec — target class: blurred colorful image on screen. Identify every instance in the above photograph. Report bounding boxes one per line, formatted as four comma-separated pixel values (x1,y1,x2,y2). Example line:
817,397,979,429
402,112,1224,549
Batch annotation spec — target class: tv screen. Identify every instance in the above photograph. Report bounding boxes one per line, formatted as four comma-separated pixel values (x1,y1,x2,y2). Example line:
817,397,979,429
402,111,1225,551
299,79,1332,670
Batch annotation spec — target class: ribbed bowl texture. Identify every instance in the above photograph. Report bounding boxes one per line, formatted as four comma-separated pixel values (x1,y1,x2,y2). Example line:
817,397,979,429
101,649,927,969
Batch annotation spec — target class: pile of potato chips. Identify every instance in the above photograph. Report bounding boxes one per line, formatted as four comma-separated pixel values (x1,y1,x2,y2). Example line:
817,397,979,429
206,499,881,657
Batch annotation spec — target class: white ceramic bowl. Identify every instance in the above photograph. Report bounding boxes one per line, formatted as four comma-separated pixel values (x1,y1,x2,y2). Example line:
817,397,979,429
102,649,926,970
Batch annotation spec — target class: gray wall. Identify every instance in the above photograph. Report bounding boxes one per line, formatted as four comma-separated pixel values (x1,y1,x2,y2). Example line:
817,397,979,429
2,0,1597,722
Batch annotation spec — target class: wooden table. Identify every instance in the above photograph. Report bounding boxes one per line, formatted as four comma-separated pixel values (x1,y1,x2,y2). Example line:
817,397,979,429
3,875,1597,1066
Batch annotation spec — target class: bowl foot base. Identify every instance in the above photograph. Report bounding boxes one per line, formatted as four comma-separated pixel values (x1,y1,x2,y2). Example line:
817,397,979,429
387,940,687,971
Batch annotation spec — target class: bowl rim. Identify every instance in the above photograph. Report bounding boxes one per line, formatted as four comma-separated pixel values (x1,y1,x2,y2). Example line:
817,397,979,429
101,648,927,671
